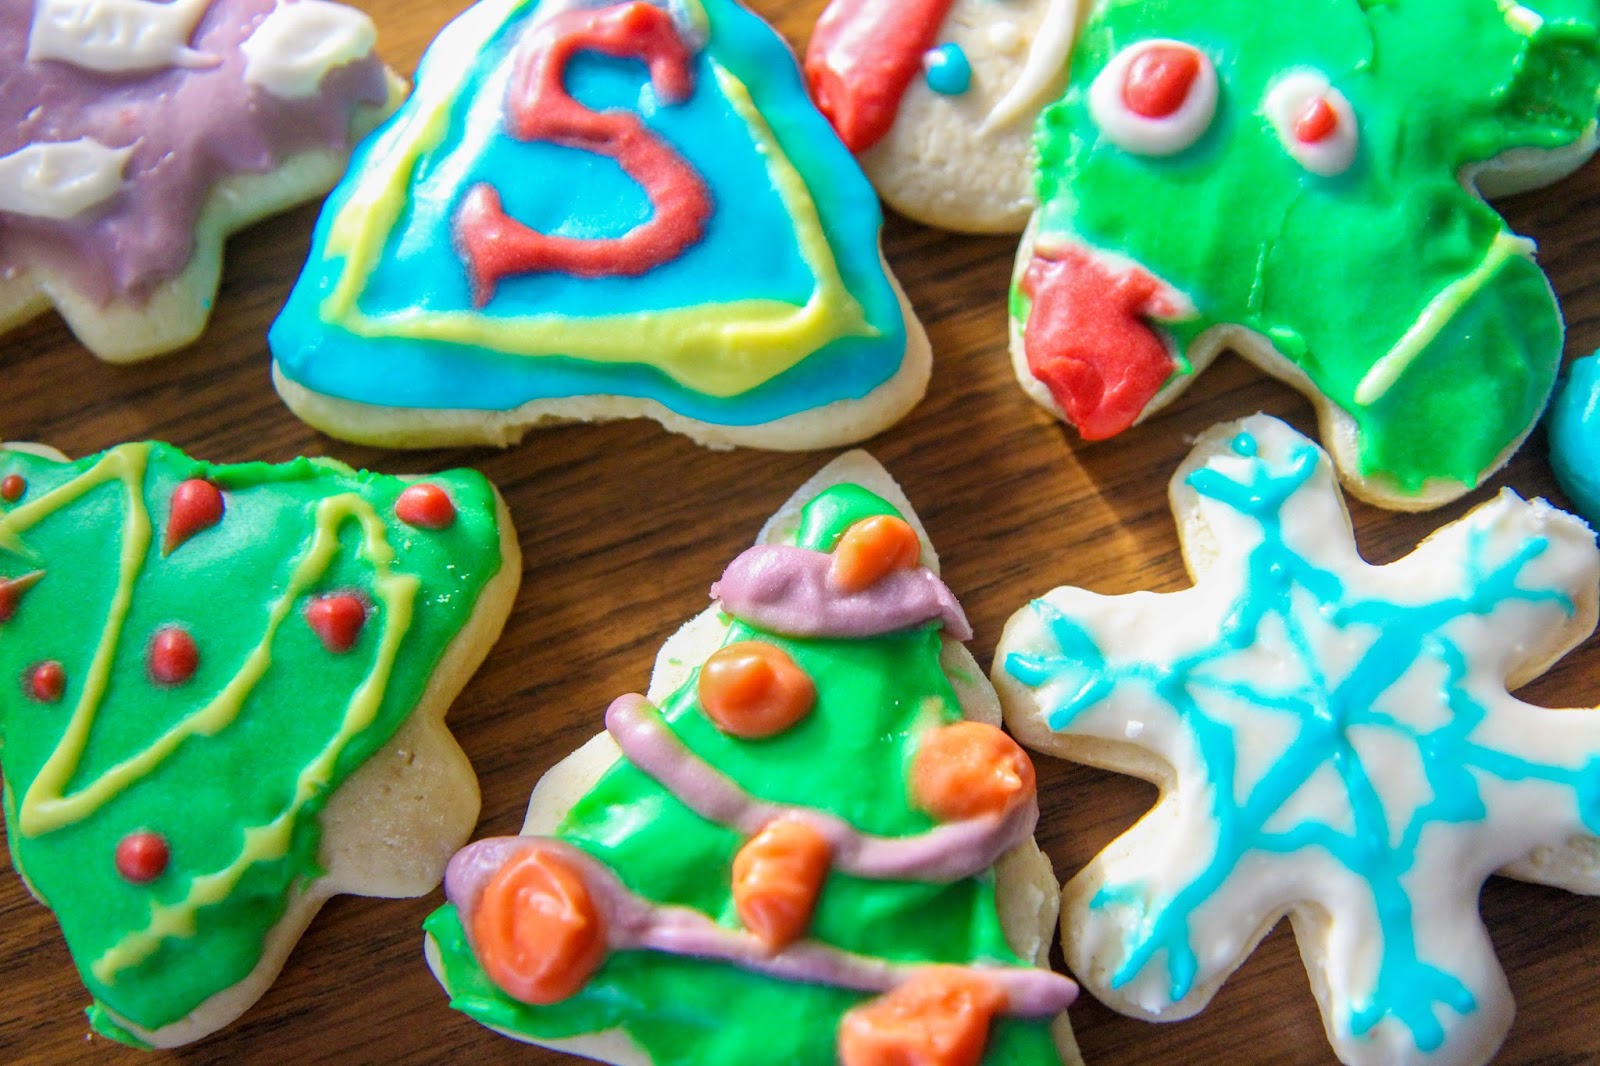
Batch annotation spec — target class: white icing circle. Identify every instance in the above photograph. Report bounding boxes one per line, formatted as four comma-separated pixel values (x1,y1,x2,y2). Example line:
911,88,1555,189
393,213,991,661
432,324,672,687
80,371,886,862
1088,39,1218,157
1264,71,1359,177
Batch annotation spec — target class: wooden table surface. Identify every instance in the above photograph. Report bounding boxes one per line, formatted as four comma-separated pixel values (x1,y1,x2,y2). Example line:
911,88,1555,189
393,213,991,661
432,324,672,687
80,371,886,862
6,1,1600,1062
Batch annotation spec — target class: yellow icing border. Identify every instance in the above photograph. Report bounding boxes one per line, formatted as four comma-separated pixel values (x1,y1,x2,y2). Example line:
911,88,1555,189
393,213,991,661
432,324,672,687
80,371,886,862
317,0,873,398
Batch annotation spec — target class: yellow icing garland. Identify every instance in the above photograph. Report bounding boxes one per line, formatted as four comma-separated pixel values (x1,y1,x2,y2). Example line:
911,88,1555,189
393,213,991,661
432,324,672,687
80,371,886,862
317,0,874,399
0,444,419,984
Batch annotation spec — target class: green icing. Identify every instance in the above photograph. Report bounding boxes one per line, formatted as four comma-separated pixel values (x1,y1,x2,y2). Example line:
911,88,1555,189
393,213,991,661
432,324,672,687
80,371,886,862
0,443,507,1036
1023,0,1600,493
426,483,1061,1064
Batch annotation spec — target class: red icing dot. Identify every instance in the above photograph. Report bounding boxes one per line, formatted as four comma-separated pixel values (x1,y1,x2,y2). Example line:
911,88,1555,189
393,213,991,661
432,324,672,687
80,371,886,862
1,474,25,502
115,831,170,884
165,479,225,554
306,593,367,653
148,626,199,685
395,483,457,530
25,661,65,703
1293,95,1339,144
1122,45,1201,119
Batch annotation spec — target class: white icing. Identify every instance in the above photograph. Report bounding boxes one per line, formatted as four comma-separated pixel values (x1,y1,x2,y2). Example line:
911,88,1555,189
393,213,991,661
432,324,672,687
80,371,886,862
1088,39,1217,156
240,0,376,100
26,0,217,74
1264,70,1359,177
997,415,1600,1066
0,138,133,220
981,0,1081,132
987,19,1022,56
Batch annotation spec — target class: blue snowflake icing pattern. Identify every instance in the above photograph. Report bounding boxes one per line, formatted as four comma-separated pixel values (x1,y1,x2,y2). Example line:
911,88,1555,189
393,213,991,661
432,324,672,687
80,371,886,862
998,415,1600,1065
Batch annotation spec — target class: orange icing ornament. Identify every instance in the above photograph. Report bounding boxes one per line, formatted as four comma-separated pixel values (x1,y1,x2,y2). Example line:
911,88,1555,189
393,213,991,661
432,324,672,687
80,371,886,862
472,847,608,1006
696,641,816,738
731,817,833,952
837,966,1007,1066
828,514,922,593
910,721,1036,822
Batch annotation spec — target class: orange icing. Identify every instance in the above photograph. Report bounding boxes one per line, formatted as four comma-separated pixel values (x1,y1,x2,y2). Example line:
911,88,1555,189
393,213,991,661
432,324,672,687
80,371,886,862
910,722,1036,821
731,817,833,952
828,515,921,593
837,966,1007,1066
697,640,817,738
472,847,608,1005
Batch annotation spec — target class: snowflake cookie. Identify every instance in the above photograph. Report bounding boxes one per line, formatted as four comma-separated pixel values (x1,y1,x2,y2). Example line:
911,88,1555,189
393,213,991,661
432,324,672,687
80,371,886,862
993,414,1600,1066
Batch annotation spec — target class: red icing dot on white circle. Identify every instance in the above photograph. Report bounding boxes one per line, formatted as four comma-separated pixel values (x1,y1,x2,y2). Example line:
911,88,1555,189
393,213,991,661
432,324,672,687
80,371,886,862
1265,72,1358,176
1090,39,1217,156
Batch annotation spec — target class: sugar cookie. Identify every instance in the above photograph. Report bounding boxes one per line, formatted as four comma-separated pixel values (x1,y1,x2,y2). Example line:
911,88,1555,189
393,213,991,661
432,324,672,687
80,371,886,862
0,440,519,1046
995,413,1600,1066
425,451,1079,1066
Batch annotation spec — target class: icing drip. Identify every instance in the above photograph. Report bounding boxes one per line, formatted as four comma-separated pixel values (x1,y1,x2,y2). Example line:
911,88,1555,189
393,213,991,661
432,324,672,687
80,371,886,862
711,544,971,639
0,139,133,222
606,694,1036,882
27,0,217,73
445,836,1077,1018
241,0,377,100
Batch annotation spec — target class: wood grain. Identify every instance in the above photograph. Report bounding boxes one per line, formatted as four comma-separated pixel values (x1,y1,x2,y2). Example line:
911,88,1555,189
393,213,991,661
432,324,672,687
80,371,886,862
5,1,1600,1062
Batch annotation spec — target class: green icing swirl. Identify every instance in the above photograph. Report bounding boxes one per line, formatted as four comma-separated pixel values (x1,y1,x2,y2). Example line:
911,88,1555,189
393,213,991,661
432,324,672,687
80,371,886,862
0,443,507,1037
425,484,1061,1064
1023,0,1600,493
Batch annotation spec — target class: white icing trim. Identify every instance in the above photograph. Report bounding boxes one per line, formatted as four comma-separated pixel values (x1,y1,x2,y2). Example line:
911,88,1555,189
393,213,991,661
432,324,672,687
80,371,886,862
1264,70,1358,177
26,0,217,74
240,0,377,100
1088,39,1217,157
0,139,133,221
981,0,1082,133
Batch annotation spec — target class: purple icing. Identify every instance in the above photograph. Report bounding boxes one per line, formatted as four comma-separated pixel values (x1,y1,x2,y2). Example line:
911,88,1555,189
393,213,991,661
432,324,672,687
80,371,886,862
445,836,1078,1017
710,545,972,641
605,693,1037,883
0,0,389,305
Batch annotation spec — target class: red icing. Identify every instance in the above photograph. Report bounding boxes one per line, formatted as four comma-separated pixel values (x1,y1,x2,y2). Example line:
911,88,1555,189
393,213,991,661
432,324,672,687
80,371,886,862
26,661,65,703
306,593,367,653
164,479,225,554
1121,45,1201,120
148,626,199,685
396,483,457,530
0,474,24,502
455,2,712,304
115,832,170,884
804,0,958,152
0,571,42,624
1294,96,1339,144
1021,244,1183,440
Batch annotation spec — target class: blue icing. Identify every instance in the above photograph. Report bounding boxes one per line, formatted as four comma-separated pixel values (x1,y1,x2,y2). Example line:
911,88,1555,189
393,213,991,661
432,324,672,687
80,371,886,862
270,0,906,424
1005,430,1596,1052
923,43,971,95
1550,351,1600,529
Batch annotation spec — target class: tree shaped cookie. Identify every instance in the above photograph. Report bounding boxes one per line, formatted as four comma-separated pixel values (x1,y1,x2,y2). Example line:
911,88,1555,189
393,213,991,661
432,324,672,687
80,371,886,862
0,441,519,1046
1009,0,1600,509
994,414,1600,1066
270,0,928,452
0,0,403,361
424,452,1078,1065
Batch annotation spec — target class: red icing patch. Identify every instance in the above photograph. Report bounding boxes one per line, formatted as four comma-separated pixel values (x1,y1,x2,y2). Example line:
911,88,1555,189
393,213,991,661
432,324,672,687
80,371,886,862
396,483,457,530
148,626,199,685
115,831,170,884
1021,244,1182,440
804,0,959,152
305,593,367,653
1294,96,1339,144
164,479,225,554
455,2,712,303
0,474,25,502
26,661,65,703
0,571,43,624
1122,44,1201,120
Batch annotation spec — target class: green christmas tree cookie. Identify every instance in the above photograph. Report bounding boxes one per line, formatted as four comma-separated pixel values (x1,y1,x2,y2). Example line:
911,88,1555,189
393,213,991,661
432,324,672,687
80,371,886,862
425,452,1078,1065
0,441,520,1047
